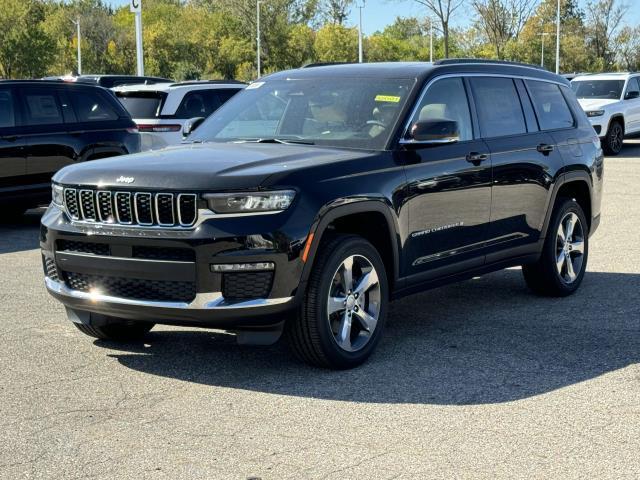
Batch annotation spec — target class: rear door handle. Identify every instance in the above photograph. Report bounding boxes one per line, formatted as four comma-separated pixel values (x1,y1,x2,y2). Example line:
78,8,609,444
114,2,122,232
1,135,19,142
537,143,554,155
466,152,489,165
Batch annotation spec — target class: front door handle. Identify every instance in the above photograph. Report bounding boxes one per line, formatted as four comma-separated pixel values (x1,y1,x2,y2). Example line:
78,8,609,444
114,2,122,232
466,152,489,165
537,143,554,155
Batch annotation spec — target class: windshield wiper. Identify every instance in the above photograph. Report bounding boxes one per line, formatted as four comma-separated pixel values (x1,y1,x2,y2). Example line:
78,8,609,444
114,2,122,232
234,138,315,145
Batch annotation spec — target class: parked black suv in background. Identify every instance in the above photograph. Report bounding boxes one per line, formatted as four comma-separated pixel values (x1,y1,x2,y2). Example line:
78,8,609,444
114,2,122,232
41,61,603,369
43,74,173,88
1,81,140,217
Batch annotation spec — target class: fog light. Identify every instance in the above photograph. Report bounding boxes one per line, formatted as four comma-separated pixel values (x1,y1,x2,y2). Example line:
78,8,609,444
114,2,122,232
210,262,275,272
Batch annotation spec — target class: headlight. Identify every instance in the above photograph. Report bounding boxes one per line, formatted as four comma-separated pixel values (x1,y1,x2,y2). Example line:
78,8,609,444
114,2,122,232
203,190,295,214
52,184,64,207
586,110,605,117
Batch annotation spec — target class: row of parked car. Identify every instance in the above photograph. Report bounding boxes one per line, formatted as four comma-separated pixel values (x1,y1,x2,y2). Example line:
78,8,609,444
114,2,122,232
0,74,245,216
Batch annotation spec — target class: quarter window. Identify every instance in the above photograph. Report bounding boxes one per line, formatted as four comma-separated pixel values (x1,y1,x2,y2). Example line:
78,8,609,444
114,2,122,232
174,89,241,119
70,90,119,122
409,77,473,141
526,80,574,130
0,89,15,128
23,91,64,126
470,77,527,138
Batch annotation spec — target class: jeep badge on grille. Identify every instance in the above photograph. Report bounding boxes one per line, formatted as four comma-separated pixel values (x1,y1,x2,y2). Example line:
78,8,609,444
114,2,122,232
116,175,135,184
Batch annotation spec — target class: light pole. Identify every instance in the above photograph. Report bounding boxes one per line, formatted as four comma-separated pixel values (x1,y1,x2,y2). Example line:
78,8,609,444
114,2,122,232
256,0,262,77
555,0,560,74
71,18,81,75
538,32,549,68
429,18,434,62
130,0,144,76
357,1,365,63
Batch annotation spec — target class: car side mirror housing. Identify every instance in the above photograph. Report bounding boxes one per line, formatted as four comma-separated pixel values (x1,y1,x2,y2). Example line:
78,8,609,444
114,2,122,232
625,91,639,100
405,119,460,145
182,117,206,137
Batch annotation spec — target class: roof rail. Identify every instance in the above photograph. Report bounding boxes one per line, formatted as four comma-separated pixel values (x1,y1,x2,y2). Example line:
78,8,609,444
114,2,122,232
302,62,354,68
434,58,547,71
169,79,246,87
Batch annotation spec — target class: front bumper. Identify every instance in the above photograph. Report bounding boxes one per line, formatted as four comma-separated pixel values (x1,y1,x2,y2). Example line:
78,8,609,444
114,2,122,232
41,205,308,329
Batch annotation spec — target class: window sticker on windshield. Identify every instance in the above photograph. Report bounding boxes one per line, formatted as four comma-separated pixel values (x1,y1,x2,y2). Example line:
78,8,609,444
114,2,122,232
375,95,401,103
246,82,265,90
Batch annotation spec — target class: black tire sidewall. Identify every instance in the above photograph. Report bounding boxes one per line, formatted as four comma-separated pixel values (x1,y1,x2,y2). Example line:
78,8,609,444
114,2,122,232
605,121,623,155
543,199,589,294
308,236,389,368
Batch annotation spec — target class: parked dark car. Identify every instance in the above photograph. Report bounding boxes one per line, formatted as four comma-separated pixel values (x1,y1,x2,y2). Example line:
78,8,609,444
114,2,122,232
41,60,603,369
43,74,173,88
0,80,140,217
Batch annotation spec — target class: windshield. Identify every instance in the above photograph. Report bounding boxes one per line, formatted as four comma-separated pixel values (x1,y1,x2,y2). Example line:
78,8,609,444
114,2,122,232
190,77,415,150
571,80,624,100
116,91,167,118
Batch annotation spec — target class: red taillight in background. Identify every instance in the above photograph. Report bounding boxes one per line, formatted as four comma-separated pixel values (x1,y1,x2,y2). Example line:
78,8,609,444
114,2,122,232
126,127,139,134
136,124,181,133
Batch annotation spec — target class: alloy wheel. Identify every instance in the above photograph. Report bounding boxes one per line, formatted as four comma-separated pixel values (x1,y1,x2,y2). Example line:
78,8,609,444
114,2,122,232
610,124,623,152
326,255,381,352
555,212,585,283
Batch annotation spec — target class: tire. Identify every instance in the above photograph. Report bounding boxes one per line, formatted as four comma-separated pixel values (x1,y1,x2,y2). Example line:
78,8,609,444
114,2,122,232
286,235,389,369
522,198,589,297
73,319,154,341
603,120,624,155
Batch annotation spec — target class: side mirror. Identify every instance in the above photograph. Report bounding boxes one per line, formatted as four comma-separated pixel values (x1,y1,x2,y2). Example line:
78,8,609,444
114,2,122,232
407,119,460,145
625,91,639,100
182,116,206,137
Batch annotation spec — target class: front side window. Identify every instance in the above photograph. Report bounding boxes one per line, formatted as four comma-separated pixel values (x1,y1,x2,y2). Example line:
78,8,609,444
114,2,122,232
0,89,15,128
174,89,240,119
571,80,625,100
625,78,640,97
23,90,64,126
70,90,119,122
470,77,527,138
408,77,473,141
191,77,415,150
526,80,574,130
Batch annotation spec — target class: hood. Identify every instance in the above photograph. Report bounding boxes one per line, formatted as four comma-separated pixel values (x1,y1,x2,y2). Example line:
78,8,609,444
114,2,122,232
54,142,369,191
577,98,619,111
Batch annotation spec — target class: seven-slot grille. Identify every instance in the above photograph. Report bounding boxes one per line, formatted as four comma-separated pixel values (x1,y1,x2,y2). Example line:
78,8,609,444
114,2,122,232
63,188,198,227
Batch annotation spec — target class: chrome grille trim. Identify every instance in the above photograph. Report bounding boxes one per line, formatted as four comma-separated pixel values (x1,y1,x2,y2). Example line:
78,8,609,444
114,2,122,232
114,192,133,224
155,193,175,226
61,188,200,229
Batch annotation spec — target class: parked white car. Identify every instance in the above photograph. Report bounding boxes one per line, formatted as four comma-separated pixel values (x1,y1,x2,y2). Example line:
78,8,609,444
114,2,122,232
112,80,245,151
571,73,640,155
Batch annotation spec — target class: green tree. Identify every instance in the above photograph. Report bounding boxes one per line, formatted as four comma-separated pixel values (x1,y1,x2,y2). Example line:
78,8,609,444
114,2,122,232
314,24,358,62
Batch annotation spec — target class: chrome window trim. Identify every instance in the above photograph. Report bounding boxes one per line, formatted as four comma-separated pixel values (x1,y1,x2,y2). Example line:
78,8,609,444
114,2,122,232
177,193,197,226
134,192,154,226
155,192,175,226
78,189,96,222
399,72,571,145
114,191,133,225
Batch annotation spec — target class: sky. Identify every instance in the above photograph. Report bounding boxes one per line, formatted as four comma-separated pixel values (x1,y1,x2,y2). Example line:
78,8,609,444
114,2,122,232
107,0,640,36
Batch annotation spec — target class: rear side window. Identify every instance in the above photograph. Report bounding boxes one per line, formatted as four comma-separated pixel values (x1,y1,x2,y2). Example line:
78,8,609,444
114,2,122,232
23,90,64,126
0,89,15,128
174,89,241,119
526,80,574,130
470,77,527,138
116,92,167,118
70,90,119,122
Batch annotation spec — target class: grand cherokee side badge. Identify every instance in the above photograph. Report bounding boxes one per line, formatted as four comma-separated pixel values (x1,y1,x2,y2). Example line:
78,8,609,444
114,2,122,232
116,176,135,184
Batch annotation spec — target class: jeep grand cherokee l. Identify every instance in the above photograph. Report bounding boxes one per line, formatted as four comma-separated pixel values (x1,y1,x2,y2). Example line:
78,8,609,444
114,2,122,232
41,60,604,369
1,80,140,218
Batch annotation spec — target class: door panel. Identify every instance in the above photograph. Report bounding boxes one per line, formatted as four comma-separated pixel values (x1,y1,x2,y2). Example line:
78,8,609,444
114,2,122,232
0,87,27,192
623,78,640,133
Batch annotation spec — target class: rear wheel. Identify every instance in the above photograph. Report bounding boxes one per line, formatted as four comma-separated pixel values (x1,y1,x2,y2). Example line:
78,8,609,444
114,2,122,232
286,235,389,369
522,198,589,296
603,120,624,155
73,318,154,341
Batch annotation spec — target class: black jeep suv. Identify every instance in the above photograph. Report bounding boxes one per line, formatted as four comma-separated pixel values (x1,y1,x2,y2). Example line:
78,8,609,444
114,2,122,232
41,61,604,369
1,80,140,217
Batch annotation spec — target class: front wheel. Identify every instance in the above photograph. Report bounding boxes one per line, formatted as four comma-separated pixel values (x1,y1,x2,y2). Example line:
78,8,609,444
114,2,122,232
522,198,589,296
603,120,624,155
287,235,389,369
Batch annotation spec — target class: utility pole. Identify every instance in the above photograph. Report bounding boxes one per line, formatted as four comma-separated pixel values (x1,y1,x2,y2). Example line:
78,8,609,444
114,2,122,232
257,0,262,77
71,18,81,75
130,0,144,76
538,32,549,68
357,1,365,63
555,0,560,74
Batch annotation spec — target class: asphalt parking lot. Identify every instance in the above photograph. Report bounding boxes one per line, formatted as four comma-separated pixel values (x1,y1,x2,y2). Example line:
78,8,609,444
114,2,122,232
1,144,639,480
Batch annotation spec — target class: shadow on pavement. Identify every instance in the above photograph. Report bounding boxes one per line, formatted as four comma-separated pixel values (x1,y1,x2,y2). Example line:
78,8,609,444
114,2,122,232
0,208,44,254
101,268,640,405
